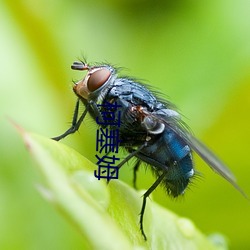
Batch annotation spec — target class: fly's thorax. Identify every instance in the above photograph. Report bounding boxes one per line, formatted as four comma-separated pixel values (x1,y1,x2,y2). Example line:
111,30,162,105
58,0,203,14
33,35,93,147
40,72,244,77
73,64,117,103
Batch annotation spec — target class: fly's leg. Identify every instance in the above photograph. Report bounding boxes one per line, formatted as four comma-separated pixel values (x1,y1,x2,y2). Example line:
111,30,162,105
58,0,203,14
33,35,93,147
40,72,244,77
116,143,146,170
52,99,89,141
140,172,167,240
107,143,147,184
133,160,141,189
89,100,105,124
126,148,143,189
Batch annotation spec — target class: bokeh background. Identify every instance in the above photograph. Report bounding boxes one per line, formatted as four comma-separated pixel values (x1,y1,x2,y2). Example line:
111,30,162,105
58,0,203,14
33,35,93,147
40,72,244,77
1,1,250,249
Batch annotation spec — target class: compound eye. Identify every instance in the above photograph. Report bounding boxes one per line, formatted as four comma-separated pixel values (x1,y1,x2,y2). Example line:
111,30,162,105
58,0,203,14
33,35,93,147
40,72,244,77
87,68,111,92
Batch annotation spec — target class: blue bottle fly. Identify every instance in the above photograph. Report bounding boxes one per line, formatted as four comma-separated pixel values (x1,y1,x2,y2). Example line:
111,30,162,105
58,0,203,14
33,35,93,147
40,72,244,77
52,60,246,240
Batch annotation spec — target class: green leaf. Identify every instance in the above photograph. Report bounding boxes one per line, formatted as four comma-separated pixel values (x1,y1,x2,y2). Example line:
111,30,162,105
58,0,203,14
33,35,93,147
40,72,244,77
18,127,227,250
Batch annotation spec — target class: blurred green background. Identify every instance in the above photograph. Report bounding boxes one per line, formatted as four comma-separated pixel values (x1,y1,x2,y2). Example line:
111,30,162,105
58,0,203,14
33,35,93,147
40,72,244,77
1,0,250,249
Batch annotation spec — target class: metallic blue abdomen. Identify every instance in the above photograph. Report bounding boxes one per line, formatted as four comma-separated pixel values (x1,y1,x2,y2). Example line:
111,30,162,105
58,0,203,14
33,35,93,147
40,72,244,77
137,128,194,197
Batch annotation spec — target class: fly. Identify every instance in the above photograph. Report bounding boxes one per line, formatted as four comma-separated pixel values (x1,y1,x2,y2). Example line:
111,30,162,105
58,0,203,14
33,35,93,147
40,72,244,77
52,60,247,240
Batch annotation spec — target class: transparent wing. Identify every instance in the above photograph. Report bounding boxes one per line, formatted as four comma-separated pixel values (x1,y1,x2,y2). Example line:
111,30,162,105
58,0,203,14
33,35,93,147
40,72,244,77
169,121,247,198
148,110,247,198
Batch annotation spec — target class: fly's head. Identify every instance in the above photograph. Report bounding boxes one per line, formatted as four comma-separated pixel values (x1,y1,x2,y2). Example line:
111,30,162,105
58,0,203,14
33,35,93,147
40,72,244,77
72,61,116,102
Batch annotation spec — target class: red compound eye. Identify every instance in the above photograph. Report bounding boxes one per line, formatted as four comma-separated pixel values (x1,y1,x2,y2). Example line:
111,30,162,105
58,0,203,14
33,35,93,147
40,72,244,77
87,68,111,92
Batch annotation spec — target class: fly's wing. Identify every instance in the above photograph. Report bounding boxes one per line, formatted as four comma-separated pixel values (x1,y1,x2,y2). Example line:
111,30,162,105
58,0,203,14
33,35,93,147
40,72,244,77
172,124,247,198
151,110,247,198
183,132,248,198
